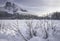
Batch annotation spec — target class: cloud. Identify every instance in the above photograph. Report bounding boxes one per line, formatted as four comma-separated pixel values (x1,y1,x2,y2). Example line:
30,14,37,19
14,0,60,7
0,0,6,4
0,0,14,5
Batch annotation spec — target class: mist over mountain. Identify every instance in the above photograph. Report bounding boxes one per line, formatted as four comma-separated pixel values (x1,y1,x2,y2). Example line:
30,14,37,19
0,1,41,19
0,1,60,19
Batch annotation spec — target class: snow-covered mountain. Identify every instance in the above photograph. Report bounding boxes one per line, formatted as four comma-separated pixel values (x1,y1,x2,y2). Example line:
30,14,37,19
0,1,60,19
0,1,42,19
0,1,28,14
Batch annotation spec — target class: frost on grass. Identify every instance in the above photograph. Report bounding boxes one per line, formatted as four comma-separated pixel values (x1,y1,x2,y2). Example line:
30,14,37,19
0,20,60,41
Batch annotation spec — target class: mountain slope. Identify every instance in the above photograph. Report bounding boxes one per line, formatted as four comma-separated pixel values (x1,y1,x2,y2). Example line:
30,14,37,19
0,1,43,19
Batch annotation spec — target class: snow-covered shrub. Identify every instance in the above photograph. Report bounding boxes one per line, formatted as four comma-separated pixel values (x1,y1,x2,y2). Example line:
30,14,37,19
0,20,60,41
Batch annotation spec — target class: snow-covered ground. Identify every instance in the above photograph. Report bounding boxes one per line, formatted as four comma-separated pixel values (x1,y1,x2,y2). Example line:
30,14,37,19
0,20,60,41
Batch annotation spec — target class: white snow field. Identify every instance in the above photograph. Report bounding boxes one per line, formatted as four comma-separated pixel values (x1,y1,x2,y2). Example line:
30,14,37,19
0,20,60,41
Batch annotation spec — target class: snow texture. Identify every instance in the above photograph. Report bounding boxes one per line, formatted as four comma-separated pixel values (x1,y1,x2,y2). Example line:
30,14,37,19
0,20,60,41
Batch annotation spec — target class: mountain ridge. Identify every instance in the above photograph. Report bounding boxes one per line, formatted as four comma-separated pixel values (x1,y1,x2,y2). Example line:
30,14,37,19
0,1,60,19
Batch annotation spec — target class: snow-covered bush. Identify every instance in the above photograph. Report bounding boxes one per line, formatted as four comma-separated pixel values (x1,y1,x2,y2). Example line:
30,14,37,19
0,20,60,41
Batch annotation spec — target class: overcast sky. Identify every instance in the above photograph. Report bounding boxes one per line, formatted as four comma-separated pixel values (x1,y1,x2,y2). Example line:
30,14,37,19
0,0,60,16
